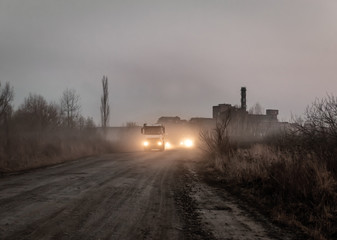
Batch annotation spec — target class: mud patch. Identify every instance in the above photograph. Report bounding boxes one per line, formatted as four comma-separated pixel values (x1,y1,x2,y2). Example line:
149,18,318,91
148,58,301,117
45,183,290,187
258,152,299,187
195,163,308,240
173,163,215,240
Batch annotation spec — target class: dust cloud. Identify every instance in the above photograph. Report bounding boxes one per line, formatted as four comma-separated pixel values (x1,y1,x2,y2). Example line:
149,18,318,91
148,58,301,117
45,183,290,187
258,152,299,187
103,124,204,153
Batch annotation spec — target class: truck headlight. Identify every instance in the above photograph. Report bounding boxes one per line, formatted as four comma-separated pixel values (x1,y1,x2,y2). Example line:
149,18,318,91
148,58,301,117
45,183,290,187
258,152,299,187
143,141,149,146
184,139,193,147
180,139,194,147
157,141,162,146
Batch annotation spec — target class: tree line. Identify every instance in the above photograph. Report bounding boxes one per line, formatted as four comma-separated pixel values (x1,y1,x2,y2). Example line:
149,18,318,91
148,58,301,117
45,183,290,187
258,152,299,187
0,84,94,134
0,77,112,172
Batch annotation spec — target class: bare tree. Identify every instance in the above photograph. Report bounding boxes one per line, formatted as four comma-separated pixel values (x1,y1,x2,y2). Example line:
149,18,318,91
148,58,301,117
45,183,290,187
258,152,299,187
0,82,14,120
100,76,110,128
0,82,14,148
60,88,81,128
200,109,235,171
16,94,60,131
126,122,137,127
248,102,263,115
294,95,337,141
76,116,95,130
291,94,337,174
85,117,95,129
77,116,86,130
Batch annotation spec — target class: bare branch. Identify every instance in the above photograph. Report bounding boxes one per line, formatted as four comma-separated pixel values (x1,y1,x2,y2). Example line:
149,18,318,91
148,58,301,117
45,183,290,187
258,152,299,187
60,88,81,128
0,82,14,119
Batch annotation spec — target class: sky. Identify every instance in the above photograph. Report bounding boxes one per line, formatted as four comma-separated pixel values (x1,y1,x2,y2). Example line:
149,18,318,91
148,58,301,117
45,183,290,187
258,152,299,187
1,0,337,126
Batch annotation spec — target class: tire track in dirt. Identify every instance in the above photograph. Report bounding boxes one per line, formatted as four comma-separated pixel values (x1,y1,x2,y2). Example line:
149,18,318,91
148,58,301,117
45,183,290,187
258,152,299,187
0,151,186,240
0,154,137,239
0,150,299,240
0,155,121,200
101,151,184,240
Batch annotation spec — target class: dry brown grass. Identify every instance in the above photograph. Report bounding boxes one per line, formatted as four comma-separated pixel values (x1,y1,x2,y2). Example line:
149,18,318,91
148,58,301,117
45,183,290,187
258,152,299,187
199,143,337,240
199,95,337,239
0,129,115,173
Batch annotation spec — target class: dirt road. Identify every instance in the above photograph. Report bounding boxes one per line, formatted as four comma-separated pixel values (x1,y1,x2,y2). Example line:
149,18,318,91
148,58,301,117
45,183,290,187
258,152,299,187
0,150,296,240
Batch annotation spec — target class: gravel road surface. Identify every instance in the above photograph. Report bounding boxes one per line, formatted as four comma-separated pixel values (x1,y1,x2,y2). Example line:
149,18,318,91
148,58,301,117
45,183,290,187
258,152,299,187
0,150,296,240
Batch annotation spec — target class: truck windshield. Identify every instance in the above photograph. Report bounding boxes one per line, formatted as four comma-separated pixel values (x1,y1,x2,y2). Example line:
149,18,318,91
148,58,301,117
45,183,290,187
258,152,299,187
143,126,164,135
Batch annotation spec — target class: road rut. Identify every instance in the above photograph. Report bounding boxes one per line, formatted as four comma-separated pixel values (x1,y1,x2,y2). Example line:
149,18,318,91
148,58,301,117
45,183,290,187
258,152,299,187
0,150,297,240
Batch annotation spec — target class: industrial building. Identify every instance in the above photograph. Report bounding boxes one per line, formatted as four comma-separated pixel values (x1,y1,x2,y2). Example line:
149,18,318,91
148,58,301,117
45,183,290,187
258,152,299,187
158,87,285,139
213,87,278,121
211,87,283,138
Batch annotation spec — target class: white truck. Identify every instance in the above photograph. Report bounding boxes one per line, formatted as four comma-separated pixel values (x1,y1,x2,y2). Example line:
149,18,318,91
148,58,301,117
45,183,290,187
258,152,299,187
141,124,166,151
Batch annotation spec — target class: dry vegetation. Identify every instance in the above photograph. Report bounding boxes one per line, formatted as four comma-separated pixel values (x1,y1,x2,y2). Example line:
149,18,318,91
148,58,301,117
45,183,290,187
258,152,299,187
0,129,114,172
199,95,337,240
0,82,114,173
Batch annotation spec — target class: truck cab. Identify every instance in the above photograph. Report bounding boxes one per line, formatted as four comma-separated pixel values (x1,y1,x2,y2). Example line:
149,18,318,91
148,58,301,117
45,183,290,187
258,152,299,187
141,124,165,151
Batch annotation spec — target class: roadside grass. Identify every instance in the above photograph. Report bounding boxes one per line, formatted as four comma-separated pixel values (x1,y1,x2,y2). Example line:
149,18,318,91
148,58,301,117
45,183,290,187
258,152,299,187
0,129,116,173
198,142,337,240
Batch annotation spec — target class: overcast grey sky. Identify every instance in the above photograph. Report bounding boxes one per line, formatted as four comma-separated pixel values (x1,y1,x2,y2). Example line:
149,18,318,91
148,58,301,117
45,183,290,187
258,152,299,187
1,0,337,126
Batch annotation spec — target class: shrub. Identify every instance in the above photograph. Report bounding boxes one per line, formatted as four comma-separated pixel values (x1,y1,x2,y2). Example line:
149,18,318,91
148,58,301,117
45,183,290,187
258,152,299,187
199,95,337,239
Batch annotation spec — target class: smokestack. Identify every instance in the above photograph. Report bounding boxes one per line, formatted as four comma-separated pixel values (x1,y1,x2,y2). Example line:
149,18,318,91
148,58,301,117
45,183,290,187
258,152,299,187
241,87,247,111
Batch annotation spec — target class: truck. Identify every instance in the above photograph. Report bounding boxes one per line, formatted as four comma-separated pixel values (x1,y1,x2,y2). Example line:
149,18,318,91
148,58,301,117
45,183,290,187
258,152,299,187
141,124,166,151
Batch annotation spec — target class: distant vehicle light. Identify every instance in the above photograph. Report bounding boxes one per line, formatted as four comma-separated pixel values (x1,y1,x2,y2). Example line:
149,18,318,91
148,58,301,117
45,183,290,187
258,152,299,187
179,139,194,148
184,139,193,147
165,142,171,148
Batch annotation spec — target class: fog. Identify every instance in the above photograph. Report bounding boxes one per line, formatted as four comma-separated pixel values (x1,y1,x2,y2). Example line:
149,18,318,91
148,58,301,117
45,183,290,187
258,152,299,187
104,124,200,152
1,0,337,125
